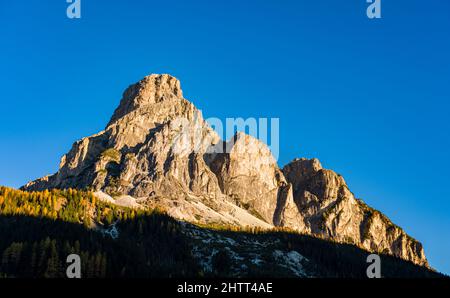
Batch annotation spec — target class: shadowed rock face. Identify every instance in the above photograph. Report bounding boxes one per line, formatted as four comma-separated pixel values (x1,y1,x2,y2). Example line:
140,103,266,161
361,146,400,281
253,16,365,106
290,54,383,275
22,74,428,267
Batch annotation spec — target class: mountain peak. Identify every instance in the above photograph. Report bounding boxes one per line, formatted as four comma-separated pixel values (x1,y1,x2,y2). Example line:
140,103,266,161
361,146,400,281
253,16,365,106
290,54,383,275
22,74,429,268
104,74,202,149
107,74,184,127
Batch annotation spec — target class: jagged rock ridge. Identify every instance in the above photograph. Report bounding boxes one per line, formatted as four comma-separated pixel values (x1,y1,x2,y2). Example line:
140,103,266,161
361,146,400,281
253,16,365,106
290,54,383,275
23,74,428,267
282,158,427,266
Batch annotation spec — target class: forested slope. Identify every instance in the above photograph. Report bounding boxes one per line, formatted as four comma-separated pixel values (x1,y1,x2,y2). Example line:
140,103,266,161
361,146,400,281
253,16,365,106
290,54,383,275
0,187,444,278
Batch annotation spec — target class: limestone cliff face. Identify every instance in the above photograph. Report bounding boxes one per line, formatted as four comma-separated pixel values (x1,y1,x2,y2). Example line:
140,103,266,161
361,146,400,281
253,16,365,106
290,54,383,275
206,132,303,227
24,74,220,199
23,74,428,267
282,158,428,267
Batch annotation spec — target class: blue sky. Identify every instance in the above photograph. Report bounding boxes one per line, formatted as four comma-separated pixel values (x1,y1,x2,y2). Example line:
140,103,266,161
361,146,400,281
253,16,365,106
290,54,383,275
0,1,449,274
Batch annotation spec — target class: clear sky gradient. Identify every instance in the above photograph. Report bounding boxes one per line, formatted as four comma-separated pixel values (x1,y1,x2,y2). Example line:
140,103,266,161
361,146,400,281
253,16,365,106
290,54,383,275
0,1,449,274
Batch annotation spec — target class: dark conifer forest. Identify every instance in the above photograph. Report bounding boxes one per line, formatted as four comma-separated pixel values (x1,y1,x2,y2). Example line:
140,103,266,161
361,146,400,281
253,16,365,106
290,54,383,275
0,187,444,278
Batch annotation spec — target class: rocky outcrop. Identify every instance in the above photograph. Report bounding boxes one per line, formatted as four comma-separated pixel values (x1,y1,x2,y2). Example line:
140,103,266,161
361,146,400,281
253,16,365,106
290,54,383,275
23,74,428,267
206,132,302,227
24,75,220,198
282,158,428,267
23,74,272,229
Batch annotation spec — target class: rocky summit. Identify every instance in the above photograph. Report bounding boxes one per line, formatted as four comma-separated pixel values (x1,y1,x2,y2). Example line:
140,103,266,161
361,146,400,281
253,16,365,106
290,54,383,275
23,74,428,267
